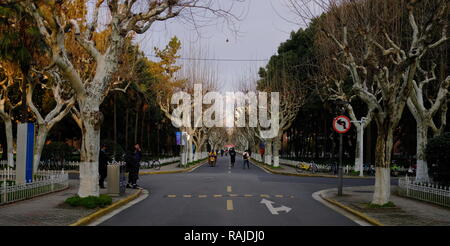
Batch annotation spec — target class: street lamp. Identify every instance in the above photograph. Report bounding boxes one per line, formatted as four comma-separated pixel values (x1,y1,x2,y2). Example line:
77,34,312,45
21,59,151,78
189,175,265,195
351,117,367,177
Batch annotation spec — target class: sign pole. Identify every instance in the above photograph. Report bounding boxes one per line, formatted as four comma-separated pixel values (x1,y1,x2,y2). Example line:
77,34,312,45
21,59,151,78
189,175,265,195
338,133,343,196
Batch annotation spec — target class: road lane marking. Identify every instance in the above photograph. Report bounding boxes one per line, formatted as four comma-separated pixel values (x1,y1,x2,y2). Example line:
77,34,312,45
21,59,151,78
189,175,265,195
229,194,238,197
167,195,176,198
227,200,234,210
260,199,292,215
214,195,223,198
244,194,253,197
198,195,207,198
275,195,284,198
227,186,232,193
183,195,192,198
260,194,270,198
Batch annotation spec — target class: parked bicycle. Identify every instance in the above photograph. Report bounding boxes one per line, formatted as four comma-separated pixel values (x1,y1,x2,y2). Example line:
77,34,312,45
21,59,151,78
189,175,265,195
295,162,319,174
140,159,161,170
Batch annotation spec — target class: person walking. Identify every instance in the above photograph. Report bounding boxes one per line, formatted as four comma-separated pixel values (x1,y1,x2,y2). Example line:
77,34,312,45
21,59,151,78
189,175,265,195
243,149,250,169
98,145,110,189
229,148,236,167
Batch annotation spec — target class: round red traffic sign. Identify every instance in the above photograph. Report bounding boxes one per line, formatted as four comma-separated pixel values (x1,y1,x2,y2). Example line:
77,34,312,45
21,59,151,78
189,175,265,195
333,116,351,134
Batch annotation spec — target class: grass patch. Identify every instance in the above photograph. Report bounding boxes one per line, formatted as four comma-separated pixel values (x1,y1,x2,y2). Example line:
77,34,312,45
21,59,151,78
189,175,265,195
65,194,112,209
366,201,396,208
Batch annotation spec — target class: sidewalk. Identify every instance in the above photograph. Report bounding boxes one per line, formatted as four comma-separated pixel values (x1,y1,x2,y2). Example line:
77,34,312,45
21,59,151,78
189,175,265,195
139,160,206,174
321,186,450,226
251,159,374,179
0,180,140,226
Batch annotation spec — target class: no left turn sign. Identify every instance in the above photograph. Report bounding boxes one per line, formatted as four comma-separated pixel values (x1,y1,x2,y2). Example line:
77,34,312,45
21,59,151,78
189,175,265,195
333,116,351,134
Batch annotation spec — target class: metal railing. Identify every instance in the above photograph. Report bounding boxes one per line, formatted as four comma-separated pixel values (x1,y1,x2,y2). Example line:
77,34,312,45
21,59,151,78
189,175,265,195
1,169,69,205
398,176,450,208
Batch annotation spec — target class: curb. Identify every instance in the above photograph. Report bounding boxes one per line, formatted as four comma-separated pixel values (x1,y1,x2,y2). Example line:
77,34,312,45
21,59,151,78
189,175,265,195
251,160,375,179
69,189,143,226
319,194,384,226
139,160,207,175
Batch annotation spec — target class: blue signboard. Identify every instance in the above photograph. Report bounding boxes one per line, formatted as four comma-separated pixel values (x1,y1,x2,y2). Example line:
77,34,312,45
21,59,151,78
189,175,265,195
176,132,181,145
26,123,34,183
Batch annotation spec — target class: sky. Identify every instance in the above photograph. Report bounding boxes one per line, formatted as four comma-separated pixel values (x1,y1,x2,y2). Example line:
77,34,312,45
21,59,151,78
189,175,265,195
133,0,303,92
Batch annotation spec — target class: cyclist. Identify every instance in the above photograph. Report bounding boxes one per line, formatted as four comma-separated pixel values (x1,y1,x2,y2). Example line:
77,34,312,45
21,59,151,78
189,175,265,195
208,149,217,167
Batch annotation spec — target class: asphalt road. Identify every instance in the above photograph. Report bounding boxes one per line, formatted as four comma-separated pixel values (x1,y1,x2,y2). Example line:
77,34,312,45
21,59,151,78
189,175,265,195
100,156,381,226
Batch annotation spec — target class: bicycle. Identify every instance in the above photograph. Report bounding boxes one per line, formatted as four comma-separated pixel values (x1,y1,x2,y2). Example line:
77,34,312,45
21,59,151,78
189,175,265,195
295,162,319,174
140,159,161,170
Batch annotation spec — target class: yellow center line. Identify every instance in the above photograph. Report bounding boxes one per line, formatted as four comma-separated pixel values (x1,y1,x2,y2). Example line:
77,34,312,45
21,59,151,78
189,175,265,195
227,200,234,210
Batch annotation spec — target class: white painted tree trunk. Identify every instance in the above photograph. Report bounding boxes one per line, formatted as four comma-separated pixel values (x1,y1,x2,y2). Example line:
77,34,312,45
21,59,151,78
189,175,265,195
372,129,394,205
33,125,48,173
264,140,272,166
4,118,14,167
77,102,102,198
273,137,281,167
372,167,391,204
415,124,429,182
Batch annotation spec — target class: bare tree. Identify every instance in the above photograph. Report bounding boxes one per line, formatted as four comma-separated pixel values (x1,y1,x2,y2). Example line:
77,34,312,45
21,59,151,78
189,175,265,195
19,0,245,197
291,0,448,204
27,69,76,172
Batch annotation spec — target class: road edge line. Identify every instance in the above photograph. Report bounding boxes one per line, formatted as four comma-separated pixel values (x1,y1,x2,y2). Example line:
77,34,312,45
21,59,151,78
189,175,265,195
313,189,384,226
69,189,143,226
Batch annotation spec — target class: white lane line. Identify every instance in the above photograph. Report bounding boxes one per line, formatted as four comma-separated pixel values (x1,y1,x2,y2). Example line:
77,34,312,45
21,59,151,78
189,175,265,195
88,189,149,226
227,186,232,193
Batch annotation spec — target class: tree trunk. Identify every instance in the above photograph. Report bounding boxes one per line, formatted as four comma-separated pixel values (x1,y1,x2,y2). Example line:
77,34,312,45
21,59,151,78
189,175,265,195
4,117,14,167
354,124,364,176
415,124,429,182
264,139,272,166
33,125,48,172
134,109,139,145
372,128,393,205
125,108,129,149
273,136,281,167
78,101,102,198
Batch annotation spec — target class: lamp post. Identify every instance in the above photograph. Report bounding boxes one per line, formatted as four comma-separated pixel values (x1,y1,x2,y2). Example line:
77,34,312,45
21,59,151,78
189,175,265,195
351,117,367,177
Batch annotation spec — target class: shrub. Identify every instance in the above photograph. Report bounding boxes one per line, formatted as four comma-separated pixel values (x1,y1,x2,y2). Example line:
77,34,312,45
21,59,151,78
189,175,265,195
425,132,450,186
65,195,113,209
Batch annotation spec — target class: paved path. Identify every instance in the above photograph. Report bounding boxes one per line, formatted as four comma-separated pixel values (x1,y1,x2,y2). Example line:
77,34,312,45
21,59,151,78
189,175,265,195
0,180,135,226
323,186,450,226
100,156,380,226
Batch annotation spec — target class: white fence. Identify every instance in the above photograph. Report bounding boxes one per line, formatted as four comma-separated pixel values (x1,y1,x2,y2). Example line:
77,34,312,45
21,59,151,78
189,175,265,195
398,176,450,207
1,169,69,205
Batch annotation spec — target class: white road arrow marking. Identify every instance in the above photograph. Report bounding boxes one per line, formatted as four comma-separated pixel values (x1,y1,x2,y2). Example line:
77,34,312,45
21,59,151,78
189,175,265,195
260,198,292,215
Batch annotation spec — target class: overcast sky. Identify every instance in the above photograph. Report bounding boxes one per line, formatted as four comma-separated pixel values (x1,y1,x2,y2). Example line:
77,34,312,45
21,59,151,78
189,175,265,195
134,0,303,92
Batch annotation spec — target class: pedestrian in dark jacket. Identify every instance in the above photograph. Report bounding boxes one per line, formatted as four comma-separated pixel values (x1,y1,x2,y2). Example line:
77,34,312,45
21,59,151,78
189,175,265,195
99,145,109,188
126,144,142,189
229,148,236,167
243,150,250,169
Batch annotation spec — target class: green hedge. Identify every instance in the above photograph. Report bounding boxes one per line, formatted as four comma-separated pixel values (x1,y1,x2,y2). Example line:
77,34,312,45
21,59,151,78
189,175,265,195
65,194,113,209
